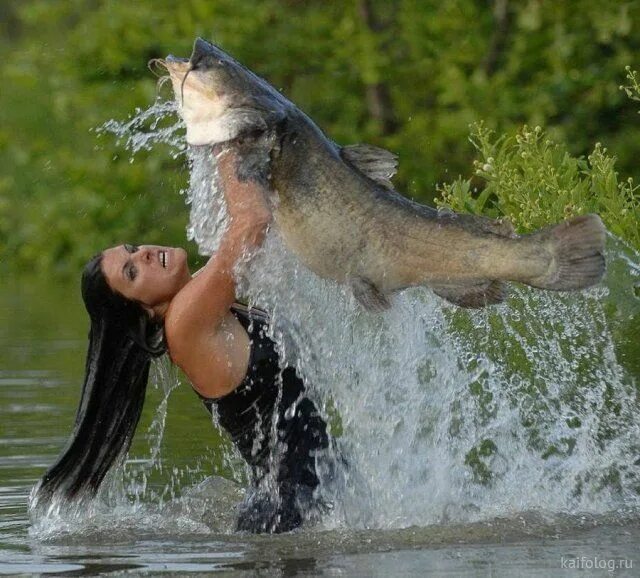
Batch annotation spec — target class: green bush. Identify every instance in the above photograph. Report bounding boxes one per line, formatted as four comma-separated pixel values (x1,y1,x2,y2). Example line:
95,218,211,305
621,65,640,103
437,123,639,249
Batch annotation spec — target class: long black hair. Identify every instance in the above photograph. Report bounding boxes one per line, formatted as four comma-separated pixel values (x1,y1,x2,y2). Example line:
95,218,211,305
33,253,166,504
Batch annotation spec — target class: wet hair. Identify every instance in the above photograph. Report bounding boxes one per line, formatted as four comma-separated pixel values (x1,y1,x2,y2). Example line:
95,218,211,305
34,253,166,504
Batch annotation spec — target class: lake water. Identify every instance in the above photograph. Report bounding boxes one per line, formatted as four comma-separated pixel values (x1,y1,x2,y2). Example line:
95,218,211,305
1,269,639,576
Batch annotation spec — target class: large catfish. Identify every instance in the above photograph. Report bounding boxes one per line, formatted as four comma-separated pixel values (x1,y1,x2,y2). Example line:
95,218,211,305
159,38,605,310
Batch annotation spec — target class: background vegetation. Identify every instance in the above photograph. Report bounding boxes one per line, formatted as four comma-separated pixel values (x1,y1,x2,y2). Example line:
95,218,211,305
1,0,639,275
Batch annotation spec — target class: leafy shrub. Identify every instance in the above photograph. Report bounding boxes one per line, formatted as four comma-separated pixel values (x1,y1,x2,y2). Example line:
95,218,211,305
620,66,640,103
437,123,639,249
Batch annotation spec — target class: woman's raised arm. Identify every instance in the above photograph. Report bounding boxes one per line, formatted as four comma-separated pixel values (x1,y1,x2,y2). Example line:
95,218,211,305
164,146,271,354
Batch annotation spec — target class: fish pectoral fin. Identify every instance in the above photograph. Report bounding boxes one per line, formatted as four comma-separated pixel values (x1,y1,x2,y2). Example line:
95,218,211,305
341,144,398,189
351,277,391,312
430,280,508,309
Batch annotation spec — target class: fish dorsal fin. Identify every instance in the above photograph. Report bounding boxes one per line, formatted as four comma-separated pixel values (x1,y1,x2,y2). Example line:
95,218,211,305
341,144,398,188
430,280,508,309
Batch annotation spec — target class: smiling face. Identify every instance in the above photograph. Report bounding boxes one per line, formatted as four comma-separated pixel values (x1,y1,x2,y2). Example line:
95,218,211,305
101,244,191,317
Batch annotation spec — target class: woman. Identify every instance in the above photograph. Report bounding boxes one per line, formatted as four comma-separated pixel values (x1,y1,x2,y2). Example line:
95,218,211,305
33,146,335,533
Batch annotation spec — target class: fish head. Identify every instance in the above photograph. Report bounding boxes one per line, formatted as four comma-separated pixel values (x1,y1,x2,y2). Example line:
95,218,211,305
161,38,289,146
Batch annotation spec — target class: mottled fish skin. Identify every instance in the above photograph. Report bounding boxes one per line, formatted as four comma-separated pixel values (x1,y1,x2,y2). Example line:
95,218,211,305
161,39,606,311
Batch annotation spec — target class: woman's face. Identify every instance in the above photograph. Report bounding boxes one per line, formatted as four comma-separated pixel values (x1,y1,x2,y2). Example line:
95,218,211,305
101,244,191,312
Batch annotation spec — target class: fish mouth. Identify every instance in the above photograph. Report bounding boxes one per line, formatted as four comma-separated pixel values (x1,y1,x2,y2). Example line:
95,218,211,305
159,40,223,103
162,54,191,80
157,54,201,112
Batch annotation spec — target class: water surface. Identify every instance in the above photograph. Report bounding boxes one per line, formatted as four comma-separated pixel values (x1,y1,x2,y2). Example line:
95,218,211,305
1,271,639,576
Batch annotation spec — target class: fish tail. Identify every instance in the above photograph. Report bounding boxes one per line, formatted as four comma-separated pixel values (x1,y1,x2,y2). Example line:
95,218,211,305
525,214,606,291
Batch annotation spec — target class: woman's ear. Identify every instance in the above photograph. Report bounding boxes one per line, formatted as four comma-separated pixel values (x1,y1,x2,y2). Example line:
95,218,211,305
146,301,171,321
128,314,166,357
141,303,155,318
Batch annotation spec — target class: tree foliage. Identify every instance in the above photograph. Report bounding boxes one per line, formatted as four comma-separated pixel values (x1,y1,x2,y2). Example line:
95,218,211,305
1,0,639,274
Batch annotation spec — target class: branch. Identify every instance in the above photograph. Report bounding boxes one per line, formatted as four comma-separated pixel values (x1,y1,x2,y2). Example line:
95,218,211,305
482,0,511,77
358,0,399,135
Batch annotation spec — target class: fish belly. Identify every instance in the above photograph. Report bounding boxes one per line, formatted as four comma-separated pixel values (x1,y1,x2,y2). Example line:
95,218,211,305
270,135,378,283
276,186,531,291
274,199,363,283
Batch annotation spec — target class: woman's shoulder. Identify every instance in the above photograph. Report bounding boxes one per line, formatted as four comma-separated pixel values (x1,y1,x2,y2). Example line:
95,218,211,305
163,299,233,355
165,305,252,399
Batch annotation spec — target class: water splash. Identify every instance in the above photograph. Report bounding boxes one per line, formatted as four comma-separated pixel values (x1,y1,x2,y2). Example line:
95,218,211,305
119,357,182,506
29,357,244,540
37,102,640,535
234,232,640,529
98,99,186,158
184,147,229,255
138,98,640,527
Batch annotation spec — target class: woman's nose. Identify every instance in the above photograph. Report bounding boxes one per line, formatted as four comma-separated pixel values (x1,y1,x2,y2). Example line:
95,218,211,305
137,247,153,263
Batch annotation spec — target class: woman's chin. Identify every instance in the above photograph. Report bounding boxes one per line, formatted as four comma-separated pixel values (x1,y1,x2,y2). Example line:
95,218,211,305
176,248,189,269
173,248,191,283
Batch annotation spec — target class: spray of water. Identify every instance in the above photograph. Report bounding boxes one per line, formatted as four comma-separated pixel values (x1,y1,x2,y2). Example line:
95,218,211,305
29,356,249,540
182,136,640,528
32,103,639,538
97,99,186,158
235,231,640,529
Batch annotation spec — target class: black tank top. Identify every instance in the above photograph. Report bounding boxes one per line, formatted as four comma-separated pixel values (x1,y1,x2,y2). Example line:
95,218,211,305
198,305,332,533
